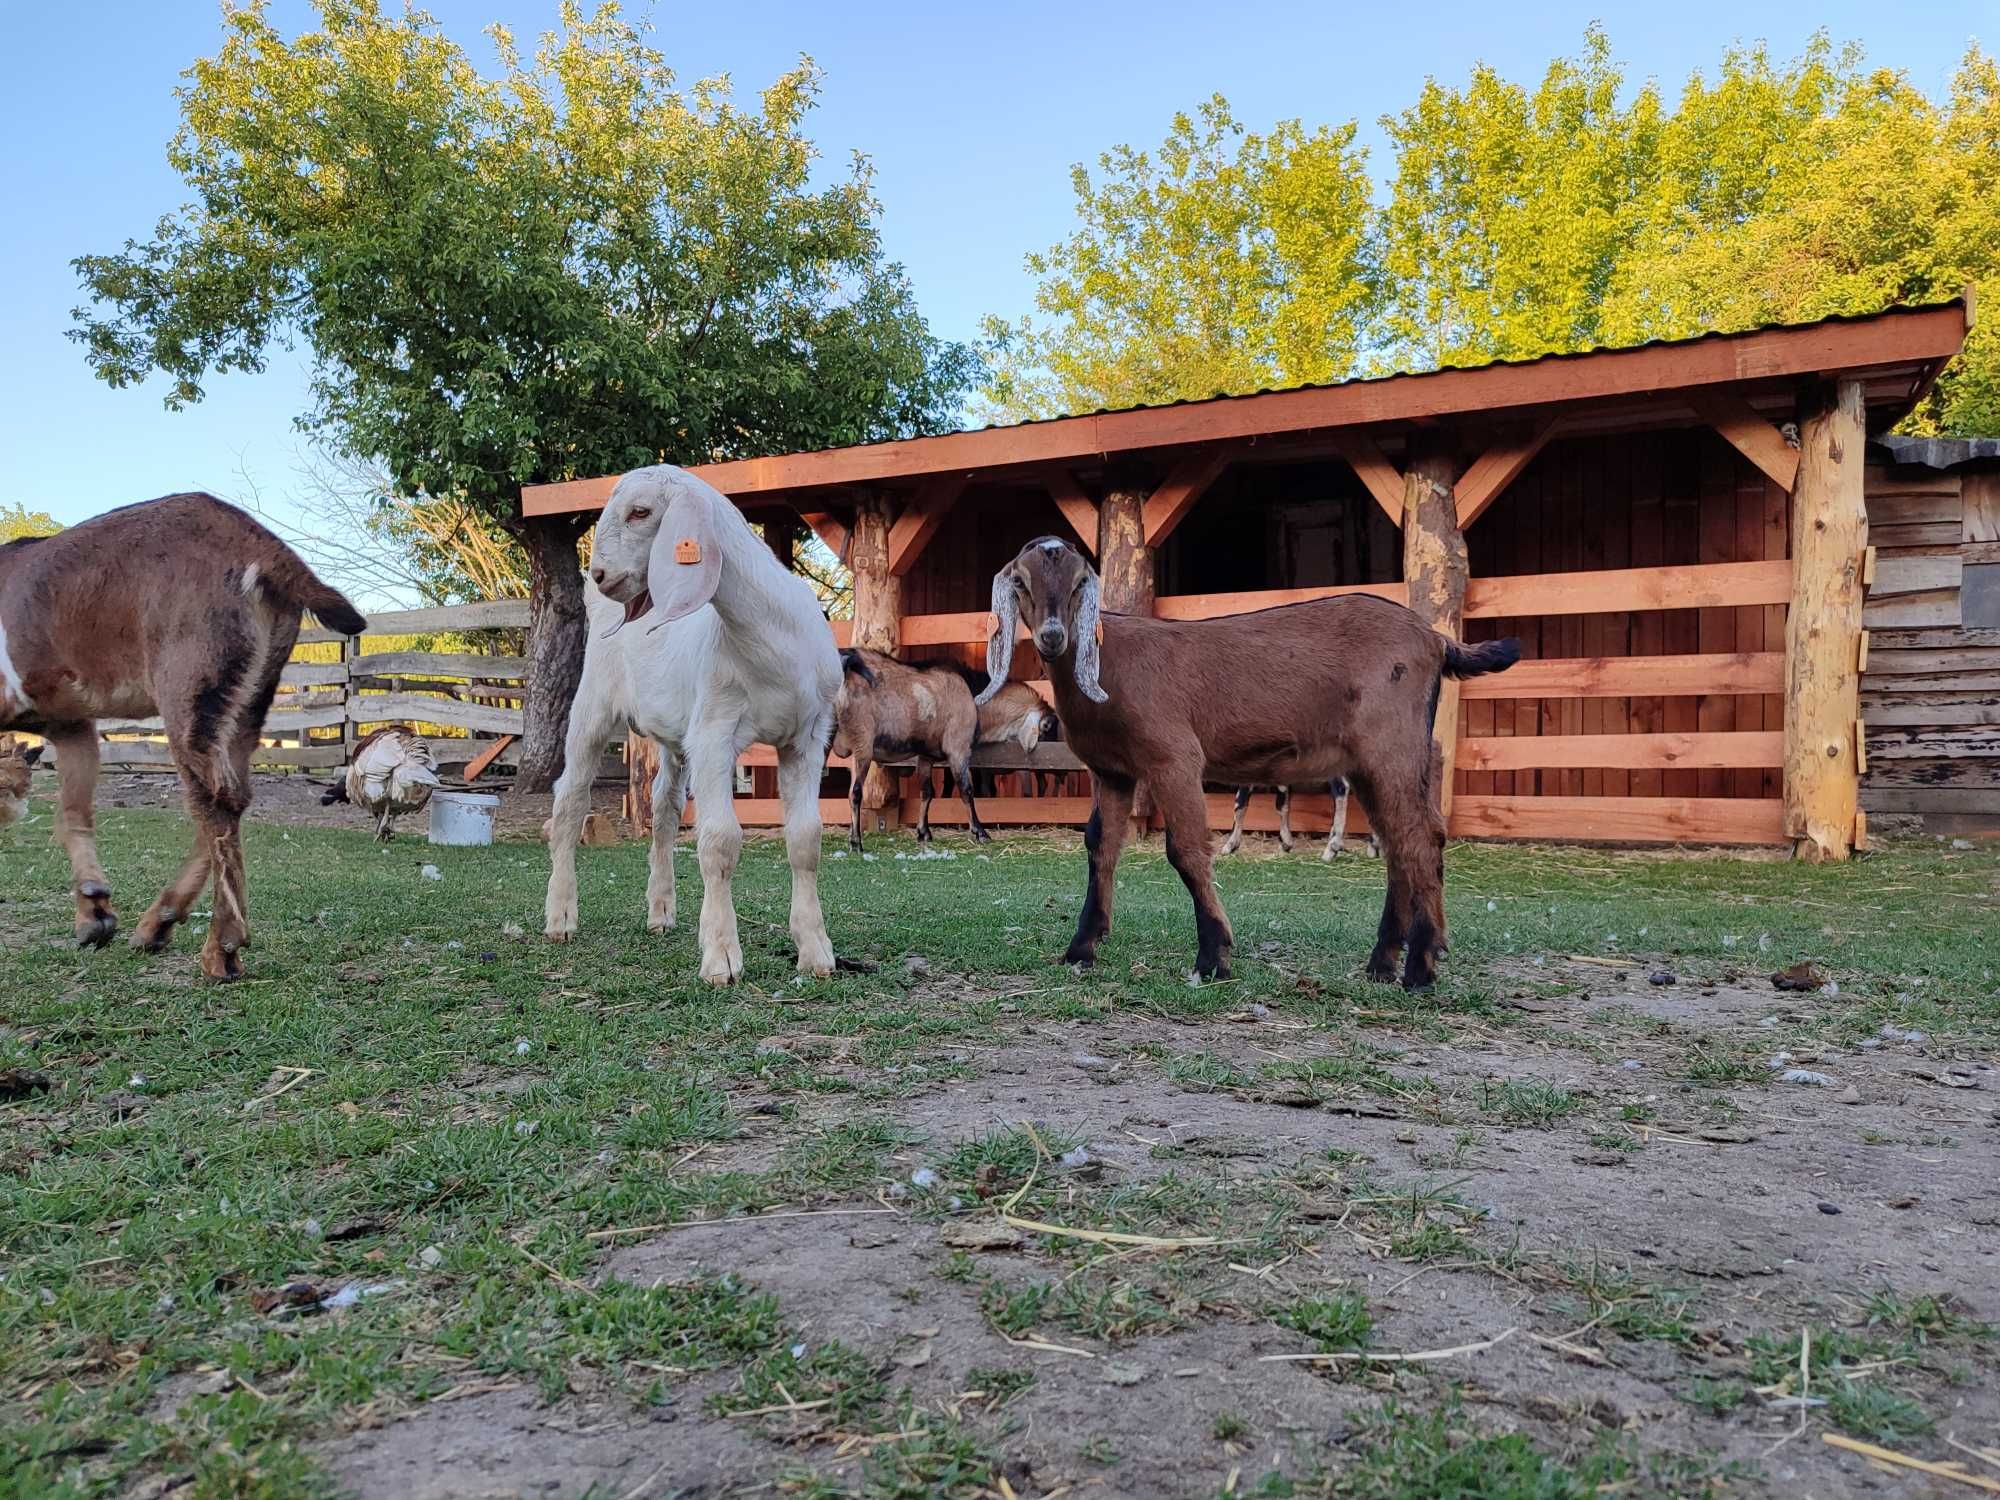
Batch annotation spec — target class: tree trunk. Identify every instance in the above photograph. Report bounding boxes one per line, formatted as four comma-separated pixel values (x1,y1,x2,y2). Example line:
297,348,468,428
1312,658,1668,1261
1401,445,1466,819
1098,475,1155,837
849,495,902,823
515,514,589,793
1783,379,1868,862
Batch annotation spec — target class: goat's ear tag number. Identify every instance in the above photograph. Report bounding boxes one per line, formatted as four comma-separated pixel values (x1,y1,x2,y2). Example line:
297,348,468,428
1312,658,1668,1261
674,538,702,565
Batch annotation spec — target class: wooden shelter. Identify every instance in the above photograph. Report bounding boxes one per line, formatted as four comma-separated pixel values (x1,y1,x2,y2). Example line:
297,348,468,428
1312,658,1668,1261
524,300,1979,857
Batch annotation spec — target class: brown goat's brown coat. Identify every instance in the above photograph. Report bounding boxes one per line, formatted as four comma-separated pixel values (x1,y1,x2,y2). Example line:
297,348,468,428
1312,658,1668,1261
833,648,1056,849
984,538,1517,988
0,494,365,977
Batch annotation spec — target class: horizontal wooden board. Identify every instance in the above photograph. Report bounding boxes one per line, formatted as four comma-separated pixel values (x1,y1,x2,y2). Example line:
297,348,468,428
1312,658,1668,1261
1154,581,1410,620
264,704,347,733
1198,791,1374,836
714,798,860,828
1869,521,1964,549
361,600,531,634
1873,627,2000,650
1458,652,1784,700
1865,725,2000,760
902,796,1100,826
280,662,350,688
1864,488,1961,526
1864,591,1962,628
348,694,525,736
737,741,1085,773
1861,786,2000,813
1448,794,1786,845
1872,555,1963,595
1866,647,2000,677
1859,693,2000,726
1458,730,1783,771
1862,757,2000,787
348,651,528,680
74,739,348,770
1465,559,1791,618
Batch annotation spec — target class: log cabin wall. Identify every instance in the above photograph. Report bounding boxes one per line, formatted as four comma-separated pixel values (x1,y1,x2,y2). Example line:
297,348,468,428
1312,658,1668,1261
1859,448,2000,837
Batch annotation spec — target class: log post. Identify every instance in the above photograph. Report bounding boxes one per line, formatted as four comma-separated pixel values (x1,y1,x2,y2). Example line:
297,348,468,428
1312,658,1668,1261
1401,443,1467,820
1097,467,1156,838
624,732,660,837
849,493,902,831
1783,379,1869,862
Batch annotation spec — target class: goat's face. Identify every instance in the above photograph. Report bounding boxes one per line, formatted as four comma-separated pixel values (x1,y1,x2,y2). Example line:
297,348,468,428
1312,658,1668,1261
590,466,727,635
979,537,1107,705
588,475,668,627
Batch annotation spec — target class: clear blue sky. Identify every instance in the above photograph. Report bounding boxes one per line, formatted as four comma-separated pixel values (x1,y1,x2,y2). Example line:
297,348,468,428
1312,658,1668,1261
1,0,1989,546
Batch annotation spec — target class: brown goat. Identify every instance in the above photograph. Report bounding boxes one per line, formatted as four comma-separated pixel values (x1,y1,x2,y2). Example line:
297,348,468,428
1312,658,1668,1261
0,494,366,979
832,648,1057,850
980,537,1518,989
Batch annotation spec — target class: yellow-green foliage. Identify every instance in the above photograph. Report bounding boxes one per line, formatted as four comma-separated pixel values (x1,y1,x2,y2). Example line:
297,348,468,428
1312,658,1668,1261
989,28,2000,436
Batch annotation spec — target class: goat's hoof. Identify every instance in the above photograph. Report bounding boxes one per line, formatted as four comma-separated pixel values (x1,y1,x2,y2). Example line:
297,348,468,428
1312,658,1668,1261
545,926,575,943
75,915,118,949
1196,958,1233,982
700,943,744,985
1321,847,1339,862
200,946,245,983
1365,956,1400,985
130,921,174,955
1060,948,1097,969
647,915,677,934
971,828,993,845
1400,962,1437,992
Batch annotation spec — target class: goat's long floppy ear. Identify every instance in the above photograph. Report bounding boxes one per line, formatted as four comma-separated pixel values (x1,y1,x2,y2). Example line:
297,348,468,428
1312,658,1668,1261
643,486,724,631
1073,571,1109,704
976,570,1017,705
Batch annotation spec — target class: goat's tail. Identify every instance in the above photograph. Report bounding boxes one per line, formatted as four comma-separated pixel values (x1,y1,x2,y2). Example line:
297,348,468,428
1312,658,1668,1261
1443,636,1522,680
262,549,368,637
839,649,877,685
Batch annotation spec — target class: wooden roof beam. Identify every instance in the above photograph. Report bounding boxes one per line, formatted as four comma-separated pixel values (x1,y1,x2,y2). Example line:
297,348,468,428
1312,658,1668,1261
1693,392,1801,492
1456,418,1559,529
1044,471,1100,555
1142,449,1232,548
1329,431,1407,525
886,475,968,576
794,509,851,563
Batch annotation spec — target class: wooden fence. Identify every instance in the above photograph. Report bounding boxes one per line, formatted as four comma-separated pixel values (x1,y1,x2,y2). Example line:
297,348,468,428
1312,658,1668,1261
93,600,533,774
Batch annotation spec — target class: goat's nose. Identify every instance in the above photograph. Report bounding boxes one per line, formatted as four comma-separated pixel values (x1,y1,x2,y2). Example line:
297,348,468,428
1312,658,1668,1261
1036,625,1067,655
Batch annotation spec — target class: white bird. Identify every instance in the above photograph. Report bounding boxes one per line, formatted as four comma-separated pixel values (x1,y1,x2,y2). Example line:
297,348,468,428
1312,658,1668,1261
324,725,442,841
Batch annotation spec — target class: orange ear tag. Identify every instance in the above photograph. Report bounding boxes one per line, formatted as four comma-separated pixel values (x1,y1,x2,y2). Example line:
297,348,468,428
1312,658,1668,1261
674,538,702,565
1094,618,1104,646
984,612,1000,638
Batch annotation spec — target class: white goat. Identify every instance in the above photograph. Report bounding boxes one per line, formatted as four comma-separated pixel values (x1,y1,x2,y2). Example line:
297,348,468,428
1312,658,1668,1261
543,465,842,983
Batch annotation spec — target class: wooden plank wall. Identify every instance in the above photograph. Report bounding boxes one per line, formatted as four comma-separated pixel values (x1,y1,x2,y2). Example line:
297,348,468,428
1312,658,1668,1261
1459,429,1788,804
1860,461,2000,834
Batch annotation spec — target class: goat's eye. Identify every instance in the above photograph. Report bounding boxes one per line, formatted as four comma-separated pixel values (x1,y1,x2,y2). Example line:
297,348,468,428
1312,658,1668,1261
627,507,651,522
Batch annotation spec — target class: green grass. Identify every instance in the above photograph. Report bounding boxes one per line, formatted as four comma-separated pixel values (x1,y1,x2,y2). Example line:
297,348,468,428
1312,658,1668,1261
1,800,1996,1496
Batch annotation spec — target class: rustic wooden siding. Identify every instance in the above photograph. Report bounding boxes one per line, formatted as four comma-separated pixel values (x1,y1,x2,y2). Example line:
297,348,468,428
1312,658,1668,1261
1860,462,2000,834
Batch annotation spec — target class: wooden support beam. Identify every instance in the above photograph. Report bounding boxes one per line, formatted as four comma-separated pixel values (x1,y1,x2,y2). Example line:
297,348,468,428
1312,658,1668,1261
1694,392,1801,492
1783,379,1869,862
1454,419,1558,528
886,475,967,576
850,494,902,815
1401,444,1467,818
795,510,850,562
1329,431,1407,525
1141,449,1231,548
1045,471,1100,556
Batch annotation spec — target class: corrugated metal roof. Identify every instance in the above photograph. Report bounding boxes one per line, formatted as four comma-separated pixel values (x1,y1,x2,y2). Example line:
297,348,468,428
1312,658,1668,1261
950,299,1968,443
1875,433,2000,470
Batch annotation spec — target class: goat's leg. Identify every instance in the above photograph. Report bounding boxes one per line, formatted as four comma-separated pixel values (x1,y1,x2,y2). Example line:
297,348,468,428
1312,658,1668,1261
1154,771,1235,980
646,743,685,933
953,754,990,843
846,755,869,854
46,725,116,948
689,729,745,985
1220,786,1250,855
778,737,834,977
1276,785,1294,853
1063,771,1133,967
913,756,935,843
1323,777,1349,861
1359,784,1443,986
132,753,218,956
543,675,619,941
199,794,251,983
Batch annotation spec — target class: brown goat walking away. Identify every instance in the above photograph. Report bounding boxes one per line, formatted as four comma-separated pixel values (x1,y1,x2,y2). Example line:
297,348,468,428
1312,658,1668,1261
980,537,1518,989
832,648,1057,850
0,494,366,979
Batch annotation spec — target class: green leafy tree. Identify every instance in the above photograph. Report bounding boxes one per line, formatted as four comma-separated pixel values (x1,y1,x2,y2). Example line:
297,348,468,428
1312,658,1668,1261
979,96,1377,422
0,504,62,543
71,0,974,787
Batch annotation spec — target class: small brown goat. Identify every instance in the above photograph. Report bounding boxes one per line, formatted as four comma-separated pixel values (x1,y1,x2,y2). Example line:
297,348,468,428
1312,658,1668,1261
0,734,37,827
833,648,1057,850
980,537,1518,989
0,494,366,978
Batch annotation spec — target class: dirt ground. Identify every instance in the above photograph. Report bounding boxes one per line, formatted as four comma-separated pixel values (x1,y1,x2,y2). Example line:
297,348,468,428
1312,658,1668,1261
318,985,1998,1499
45,775,2000,1497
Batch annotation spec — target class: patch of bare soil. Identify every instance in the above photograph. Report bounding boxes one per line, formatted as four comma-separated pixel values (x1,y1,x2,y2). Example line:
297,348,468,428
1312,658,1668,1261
315,970,2000,1499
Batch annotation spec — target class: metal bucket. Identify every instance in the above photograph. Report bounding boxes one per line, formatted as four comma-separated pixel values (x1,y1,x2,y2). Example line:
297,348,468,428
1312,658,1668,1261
428,790,499,846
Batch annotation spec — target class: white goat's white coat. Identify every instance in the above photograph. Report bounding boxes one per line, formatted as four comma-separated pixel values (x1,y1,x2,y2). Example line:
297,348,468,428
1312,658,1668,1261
544,465,842,982
0,617,29,718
